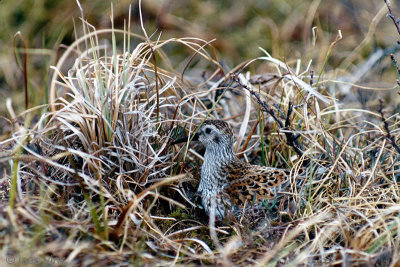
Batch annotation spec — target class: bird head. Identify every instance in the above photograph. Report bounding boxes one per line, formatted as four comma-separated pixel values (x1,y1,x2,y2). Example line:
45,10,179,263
196,120,235,149
171,119,235,151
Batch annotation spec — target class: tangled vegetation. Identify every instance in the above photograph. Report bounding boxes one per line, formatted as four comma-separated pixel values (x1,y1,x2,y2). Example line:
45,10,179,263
1,1,400,266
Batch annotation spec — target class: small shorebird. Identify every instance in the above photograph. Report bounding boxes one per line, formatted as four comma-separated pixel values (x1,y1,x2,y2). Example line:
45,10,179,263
173,119,304,220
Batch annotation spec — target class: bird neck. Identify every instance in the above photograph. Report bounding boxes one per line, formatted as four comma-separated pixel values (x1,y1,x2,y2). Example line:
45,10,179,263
204,142,237,164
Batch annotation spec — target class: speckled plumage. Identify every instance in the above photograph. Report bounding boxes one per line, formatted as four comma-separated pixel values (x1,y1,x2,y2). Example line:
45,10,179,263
195,120,304,220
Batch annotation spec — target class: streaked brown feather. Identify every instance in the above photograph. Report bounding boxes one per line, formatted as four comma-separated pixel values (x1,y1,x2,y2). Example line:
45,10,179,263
222,161,291,206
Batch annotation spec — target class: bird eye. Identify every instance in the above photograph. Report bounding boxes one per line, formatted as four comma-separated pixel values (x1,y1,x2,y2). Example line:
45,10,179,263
205,127,211,134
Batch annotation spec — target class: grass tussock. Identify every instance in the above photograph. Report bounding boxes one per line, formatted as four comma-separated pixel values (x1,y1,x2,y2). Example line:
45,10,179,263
1,3,400,266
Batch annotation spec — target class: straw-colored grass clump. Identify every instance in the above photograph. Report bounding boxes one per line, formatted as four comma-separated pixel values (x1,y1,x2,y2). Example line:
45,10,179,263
1,13,400,266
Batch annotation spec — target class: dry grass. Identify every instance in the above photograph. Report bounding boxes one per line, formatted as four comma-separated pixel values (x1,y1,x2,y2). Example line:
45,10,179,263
1,2,400,266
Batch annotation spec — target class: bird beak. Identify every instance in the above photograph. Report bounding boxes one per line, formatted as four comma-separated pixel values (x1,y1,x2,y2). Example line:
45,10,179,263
192,132,200,141
171,132,199,145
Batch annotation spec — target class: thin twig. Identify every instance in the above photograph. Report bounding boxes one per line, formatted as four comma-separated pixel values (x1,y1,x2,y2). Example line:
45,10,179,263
231,73,303,158
231,74,283,127
390,54,400,86
384,0,400,36
384,0,400,86
284,102,303,157
378,99,400,155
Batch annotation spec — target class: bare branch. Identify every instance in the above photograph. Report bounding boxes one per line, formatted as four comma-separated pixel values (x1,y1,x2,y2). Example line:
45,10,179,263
378,99,400,155
231,73,304,158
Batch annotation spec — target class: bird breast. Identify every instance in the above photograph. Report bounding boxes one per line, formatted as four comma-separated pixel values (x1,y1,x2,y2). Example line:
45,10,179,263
198,160,227,196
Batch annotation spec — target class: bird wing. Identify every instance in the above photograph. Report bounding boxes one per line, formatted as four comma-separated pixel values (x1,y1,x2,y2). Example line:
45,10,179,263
222,161,290,206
